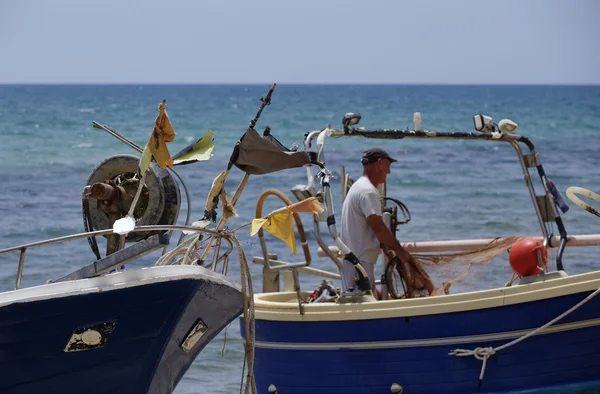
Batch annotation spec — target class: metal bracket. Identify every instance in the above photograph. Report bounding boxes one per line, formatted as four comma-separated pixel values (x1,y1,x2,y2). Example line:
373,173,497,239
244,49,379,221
523,152,541,168
536,195,557,222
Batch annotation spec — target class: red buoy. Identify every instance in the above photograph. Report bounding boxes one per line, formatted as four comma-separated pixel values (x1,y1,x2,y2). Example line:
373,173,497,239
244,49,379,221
509,239,548,277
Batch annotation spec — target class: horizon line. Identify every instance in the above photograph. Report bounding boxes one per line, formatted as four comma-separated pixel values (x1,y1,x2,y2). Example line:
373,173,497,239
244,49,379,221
1,82,600,87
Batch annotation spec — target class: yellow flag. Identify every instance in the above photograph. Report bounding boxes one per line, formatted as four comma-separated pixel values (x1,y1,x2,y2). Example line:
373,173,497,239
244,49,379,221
250,218,267,236
172,130,215,165
286,197,324,214
149,101,175,169
250,211,296,254
249,198,322,254
139,101,176,175
139,144,153,176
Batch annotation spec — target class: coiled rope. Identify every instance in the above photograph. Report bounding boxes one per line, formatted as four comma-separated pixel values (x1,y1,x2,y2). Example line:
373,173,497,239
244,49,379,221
154,233,209,266
449,286,600,391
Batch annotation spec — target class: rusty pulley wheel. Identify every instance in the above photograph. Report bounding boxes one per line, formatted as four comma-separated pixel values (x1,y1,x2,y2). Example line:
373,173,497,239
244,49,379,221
84,154,180,243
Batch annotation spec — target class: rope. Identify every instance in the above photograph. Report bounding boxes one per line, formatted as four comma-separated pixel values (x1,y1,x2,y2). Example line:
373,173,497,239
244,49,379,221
239,351,247,394
504,272,518,287
221,323,231,357
154,234,200,266
183,235,202,265
82,197,102,260
230,235,257,394
152,223,257,393
449,286,600,391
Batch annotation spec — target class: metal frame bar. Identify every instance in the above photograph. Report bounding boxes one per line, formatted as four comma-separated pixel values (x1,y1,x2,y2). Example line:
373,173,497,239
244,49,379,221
1,225,233,289
301,126,570,275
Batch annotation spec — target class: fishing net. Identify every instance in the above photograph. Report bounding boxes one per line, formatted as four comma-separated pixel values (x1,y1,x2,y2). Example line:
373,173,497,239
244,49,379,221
386,236,527,298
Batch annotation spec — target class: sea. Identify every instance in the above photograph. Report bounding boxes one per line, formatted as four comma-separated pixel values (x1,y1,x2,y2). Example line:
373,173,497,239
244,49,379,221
0,84,599,393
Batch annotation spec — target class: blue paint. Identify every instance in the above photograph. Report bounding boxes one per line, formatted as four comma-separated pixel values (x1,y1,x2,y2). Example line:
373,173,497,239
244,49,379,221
0,278,242,394
244,289,600,393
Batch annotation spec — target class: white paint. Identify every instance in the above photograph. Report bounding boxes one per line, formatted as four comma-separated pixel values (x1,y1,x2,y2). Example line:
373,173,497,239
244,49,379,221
0,265,240,308
81,329,102,346
253,271,600,321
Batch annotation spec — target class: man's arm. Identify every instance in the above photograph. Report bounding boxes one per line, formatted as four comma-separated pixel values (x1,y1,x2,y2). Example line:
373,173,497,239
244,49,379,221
368,213,435,294
366,214,411,263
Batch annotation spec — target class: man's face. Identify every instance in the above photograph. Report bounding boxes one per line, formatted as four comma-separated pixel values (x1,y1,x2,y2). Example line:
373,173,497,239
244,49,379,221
378,158,392,175
375,158,392,183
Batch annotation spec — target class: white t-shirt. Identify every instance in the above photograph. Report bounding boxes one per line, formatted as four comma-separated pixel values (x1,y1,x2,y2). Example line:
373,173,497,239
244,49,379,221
340,176,382,265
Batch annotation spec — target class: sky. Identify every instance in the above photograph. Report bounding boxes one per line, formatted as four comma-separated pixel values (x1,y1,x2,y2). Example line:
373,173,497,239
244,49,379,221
1,0,599,84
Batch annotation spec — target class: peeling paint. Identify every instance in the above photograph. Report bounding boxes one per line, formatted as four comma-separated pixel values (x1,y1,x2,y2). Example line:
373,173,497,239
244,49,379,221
181,319,207,353
64,322,116,352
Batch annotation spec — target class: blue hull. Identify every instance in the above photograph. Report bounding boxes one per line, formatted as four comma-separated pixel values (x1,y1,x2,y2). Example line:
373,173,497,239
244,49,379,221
1,267,243,394
245,286,600,393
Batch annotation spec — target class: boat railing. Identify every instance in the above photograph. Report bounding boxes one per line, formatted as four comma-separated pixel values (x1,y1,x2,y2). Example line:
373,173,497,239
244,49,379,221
253,254,340,293
0,225,230,290
301,125,572,271
252,234,600,294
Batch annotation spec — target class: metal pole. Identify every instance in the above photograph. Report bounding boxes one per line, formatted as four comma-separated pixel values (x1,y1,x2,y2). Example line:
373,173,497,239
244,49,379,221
92,121,143,153
509,141,549,242
15,248,26,290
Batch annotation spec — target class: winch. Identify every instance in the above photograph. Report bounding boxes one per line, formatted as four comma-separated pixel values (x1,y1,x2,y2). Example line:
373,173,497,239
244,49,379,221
82,154,180,257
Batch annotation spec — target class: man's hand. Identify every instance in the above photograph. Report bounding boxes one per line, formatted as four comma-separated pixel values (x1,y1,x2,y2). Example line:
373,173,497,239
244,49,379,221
395,247,412,264
385,247,411,264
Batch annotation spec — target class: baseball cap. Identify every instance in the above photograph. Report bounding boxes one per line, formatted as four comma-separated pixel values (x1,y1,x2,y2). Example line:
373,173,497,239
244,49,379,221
361,148,398,165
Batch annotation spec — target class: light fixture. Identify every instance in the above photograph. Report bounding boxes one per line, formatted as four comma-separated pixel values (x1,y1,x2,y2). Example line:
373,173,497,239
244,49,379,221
342,113,361,131
498,118,518,133
473,114,495,133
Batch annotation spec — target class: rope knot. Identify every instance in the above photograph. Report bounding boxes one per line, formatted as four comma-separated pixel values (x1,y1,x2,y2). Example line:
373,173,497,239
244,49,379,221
473,346,495,360
448,346,495,359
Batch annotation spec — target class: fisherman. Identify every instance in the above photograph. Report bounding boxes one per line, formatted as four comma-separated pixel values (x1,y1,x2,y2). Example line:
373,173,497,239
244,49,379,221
340,148,434,297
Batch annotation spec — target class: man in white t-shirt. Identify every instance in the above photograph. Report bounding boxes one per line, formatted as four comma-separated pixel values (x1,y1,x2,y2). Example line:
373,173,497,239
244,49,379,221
340,148,433,296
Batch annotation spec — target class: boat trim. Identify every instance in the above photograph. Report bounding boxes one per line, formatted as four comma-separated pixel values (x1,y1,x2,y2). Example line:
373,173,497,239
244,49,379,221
254,317,600,350
253,271,600,321
0,265,240,307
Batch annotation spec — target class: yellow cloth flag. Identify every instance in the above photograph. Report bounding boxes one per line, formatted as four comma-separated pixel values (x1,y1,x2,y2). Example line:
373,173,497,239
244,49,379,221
139,100,176,175
251,210,296,254
172,130,215,165
249,198,323,254
286,197,324,214
149,101,175,169
139,144,153,176
250,218,267,237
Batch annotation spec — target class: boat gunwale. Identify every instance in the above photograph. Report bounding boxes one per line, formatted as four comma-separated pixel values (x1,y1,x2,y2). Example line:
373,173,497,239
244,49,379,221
0,265,241,307
252,271,600,321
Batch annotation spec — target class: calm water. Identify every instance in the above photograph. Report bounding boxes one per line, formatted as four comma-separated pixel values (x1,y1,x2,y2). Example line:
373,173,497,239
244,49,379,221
0,84,599,393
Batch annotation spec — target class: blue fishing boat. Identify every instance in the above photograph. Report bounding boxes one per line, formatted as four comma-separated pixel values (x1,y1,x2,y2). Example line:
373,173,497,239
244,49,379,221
0,103,252,394
0,263,243,394
239,112,600,393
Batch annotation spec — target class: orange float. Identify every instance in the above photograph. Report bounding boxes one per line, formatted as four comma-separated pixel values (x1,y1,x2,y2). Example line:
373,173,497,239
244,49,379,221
509,239,548,277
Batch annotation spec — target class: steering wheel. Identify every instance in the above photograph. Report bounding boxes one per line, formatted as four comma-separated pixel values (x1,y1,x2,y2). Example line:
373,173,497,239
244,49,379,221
383,197,411,234
381,197,412,299
384,256,411,299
